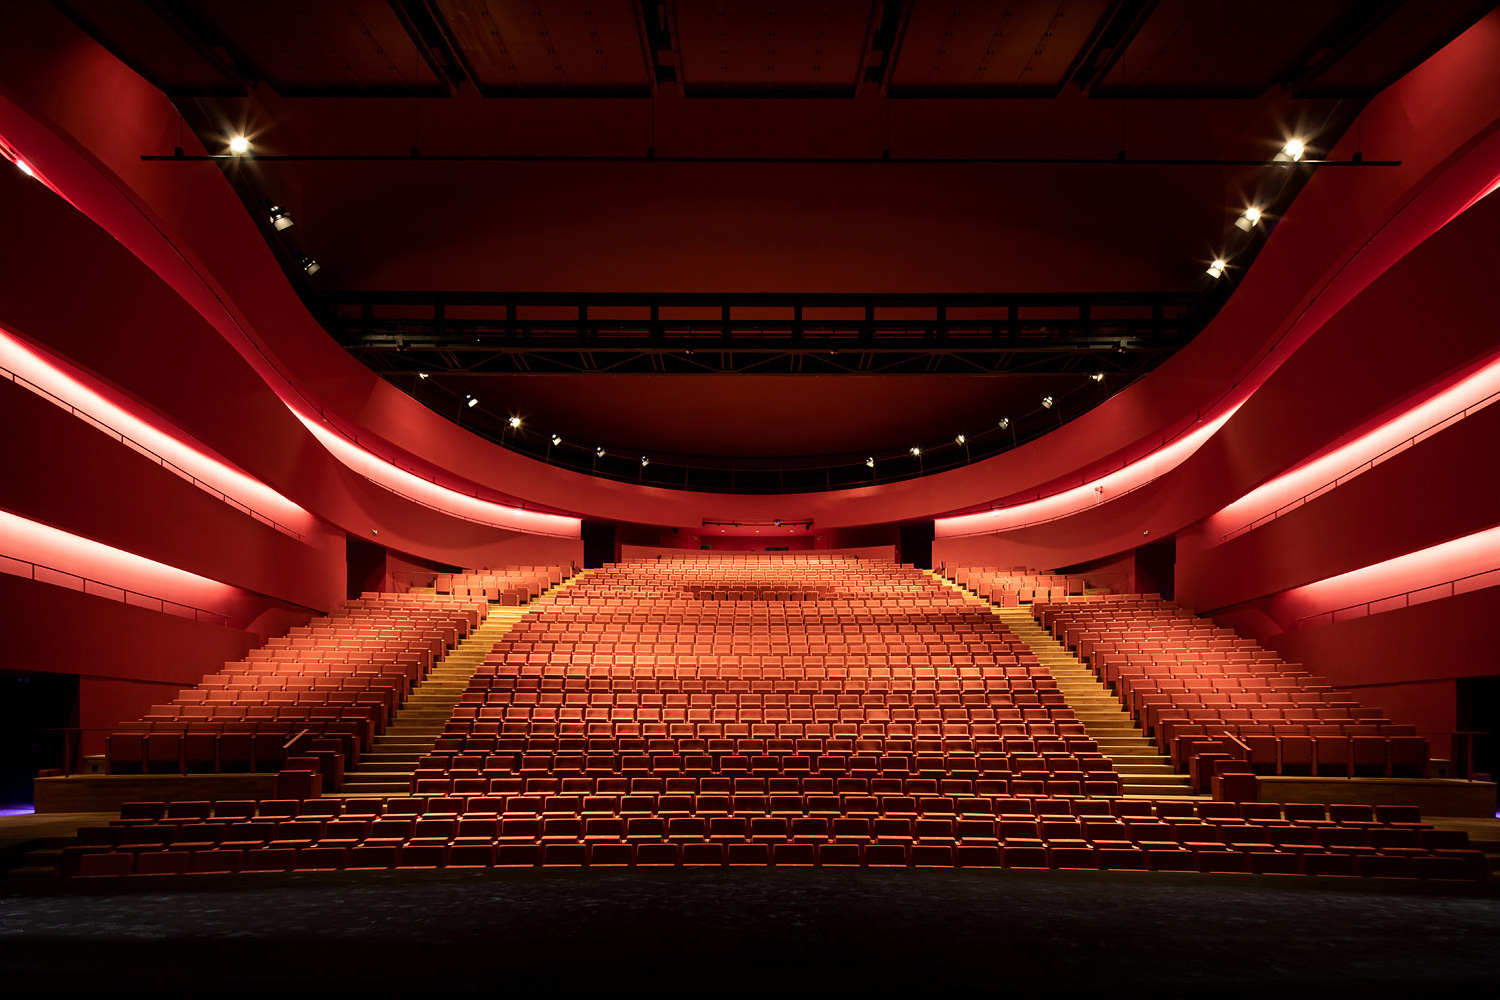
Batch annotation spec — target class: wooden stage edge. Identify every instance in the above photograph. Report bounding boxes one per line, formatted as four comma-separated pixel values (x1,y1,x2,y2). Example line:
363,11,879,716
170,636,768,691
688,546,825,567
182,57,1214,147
34,774,279,813
1255,776,1498,817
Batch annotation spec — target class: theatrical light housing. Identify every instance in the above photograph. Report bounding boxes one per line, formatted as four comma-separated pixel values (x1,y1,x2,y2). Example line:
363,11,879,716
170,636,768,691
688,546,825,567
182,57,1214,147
267,203,294,230
1090,373,1105,382
228,135,250,154
1275,138,1305,163
910,446,921,456
507,416,522,429
997,417,1010,430
550,434,562,446
466,397,478,408
596,447,606,458
640,456,650,467
1234,207,1262,231
1206,259,1227,279
297,253,320,275
417,372,428,379
955,434,966,445
1041,396,1054,409
865,457,875,468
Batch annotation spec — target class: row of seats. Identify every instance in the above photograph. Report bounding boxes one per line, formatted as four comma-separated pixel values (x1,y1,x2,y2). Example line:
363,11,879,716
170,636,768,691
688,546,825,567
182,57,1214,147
942,565,1090,605
104,591,491,780
62,795,1486,880
434,565,568,603
1030,596,1430,779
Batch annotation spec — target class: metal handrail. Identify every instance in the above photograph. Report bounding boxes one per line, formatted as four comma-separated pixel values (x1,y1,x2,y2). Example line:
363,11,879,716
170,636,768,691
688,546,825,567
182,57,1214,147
1,360,304,540
1289,567,1500,629
0,554,230,626
1217,388,1500,544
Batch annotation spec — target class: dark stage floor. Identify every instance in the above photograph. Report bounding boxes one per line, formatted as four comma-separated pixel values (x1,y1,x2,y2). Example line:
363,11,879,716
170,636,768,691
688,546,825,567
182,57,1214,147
2,867,1496,998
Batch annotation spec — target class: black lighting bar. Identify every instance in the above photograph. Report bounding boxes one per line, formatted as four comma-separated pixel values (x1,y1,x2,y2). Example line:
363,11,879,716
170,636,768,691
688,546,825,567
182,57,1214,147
331,291,1201,376
141,152,1401,167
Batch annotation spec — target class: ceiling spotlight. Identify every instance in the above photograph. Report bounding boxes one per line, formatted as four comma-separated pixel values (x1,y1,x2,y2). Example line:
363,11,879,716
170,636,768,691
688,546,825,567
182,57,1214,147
1274,139,1305,164
910,446,921,456
228,135,250,154
596,447,606,458
267,203,293,230
640,456,650,467
865,457,875,468
955,434,966,445
1090,373,1105,382
296,253,320,275
1234,207,1262,232
1206,259,1227,279
507,416,522,429
417,372,429,380
466,397,478,408
1041,396,1054,409
997,417,1010,430
550,434,562,446
14,159,34,178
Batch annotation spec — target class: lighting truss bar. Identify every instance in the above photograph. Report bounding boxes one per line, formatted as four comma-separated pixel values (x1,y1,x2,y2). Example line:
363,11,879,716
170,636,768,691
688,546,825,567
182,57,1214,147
331,291,1198,375
143,152,1400,167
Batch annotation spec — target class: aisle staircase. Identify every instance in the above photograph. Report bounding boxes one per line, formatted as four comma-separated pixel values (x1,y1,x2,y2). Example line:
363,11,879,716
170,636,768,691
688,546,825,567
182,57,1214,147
336,573,584,796
931,573,1195,798
337,608,525,796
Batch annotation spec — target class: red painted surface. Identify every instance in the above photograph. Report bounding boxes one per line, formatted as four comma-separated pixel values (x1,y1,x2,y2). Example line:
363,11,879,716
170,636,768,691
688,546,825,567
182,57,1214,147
0,5,1494,532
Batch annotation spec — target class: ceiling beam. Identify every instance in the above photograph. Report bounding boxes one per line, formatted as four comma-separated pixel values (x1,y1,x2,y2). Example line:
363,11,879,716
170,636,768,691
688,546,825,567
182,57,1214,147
389,1,472,96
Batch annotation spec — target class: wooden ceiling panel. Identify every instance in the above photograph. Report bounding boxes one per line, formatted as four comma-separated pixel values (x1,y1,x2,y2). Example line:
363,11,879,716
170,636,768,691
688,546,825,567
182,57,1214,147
432,0,649,92
1300,0,1497,95
190,0,444,94
1098,0,1362,96
675,1,876,93
890,0,1112,94
55,0,240,93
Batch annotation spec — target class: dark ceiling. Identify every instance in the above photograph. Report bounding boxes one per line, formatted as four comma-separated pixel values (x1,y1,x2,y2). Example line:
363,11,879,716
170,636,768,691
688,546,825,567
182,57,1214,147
52,0,1496,490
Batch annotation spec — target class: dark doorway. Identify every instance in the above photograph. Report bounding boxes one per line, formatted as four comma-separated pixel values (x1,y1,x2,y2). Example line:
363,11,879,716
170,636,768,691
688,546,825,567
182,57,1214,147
1455,675,1498,784
582,521,618,568
1136,537,1177,600
898,521,935,570
346,536,387,599
0,670,79,806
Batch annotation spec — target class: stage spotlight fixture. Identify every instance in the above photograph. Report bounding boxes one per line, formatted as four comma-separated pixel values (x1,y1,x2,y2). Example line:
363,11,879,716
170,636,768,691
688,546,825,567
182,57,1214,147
640,456,650,467
1090,373,1105,382
551,434,562,446
865,457,875,468
997,417,1009,430
507,416,522,429
267,203,293,230
596,447,606,458
466,397,478,408
910,446,921,456
1206,259,1227,279
1274,139,1305,163
955,434,966,445
1041,396,1054,409
296,253,320,275
417,372,428,379
1234,207,1262,231
228,135,250,154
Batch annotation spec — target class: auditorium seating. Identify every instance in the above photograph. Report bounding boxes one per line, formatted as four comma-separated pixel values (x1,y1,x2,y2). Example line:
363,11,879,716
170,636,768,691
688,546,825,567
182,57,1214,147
104,592,488,782
71,556,1479,881
435,565,569,605
60,794,1488,880
942,566,1092,606
1030,595,1430,785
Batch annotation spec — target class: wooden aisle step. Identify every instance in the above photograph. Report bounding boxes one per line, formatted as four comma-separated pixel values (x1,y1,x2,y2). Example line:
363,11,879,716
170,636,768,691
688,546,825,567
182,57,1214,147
334,573,586,797
929,572,1198,799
